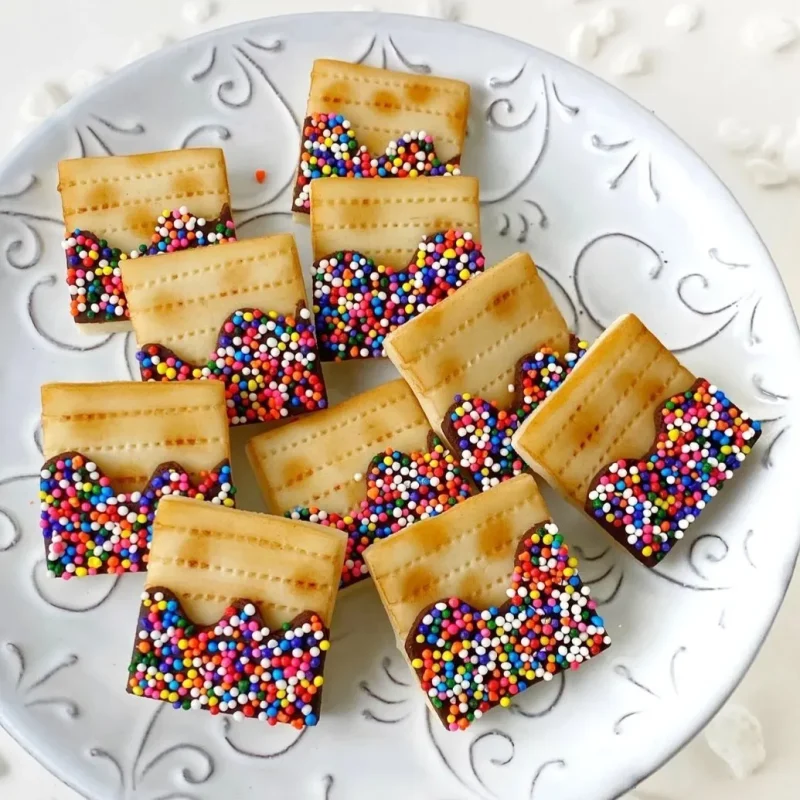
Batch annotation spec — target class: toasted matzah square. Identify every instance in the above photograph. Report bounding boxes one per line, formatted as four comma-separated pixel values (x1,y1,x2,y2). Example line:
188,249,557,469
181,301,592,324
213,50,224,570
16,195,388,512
293,59,470,216
58,148,233,330
364,475,610,730
247,379,475,589
384,252,581,495
121,234,327,427
127,497,346,727
310,177,483,361
39,381,233,578
513,314,762,566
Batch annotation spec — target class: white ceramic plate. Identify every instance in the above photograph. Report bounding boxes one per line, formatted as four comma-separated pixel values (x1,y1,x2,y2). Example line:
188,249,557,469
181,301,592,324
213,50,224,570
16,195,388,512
0,12,797,800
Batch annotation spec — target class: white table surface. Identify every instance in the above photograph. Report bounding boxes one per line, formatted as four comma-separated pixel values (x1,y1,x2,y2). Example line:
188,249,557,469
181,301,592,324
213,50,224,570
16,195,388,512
1,1,798,798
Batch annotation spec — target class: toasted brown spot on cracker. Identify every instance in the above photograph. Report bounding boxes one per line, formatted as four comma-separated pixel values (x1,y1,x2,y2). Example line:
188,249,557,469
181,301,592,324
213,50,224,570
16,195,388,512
416,519,450,554
372,89,401,115
457,572,482,604
401,564,436,601
86,183,121,213
320,80,349,105
282,456,314,487
478,516,512,560
434,354,462,389
127,206,159,237
172,170,205,200
291,565,320,591
406,83,433,107
490,287,520,322
177,533,209,568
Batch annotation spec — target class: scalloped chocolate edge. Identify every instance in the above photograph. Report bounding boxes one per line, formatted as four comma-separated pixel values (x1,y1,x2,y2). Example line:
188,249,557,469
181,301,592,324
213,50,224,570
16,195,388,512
126,586,329,725
137,300,328,426
583,377,763,568
67,203,235,325
291,113,463,214
439,334,585,494
404,521,610,730
40,451,234,577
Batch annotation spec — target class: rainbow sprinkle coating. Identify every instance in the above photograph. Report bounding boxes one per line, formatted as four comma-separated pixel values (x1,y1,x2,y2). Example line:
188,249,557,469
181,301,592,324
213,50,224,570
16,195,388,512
63,206,235,324
137,306,327,426
445,342,588,492
407,522,610,731
293,113,461,213
313,230,485,361
288,439,474,588
128,589,329,728
40,453,235,579
587,378,762,566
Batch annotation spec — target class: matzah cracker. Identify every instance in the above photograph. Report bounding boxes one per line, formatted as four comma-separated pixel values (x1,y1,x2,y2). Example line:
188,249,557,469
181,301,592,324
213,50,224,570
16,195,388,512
247,379,475,589
39,381,233,578
293,59,470,216
364,475,610,730
127,497,346,727
121,234,327,427
385,252,586,493
310,177,483,361
58,149,234,330
513,314,762,566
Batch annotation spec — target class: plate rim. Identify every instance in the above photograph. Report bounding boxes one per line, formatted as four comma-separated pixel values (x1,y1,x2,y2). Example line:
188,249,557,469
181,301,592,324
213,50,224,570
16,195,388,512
0,11,797,800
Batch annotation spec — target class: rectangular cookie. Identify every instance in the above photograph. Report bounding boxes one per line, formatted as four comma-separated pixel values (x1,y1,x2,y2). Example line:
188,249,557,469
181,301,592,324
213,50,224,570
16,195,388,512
513,313,762,566
292,58,470,216
127,497,346,727
247,379,475,588
385,251,582,491
39,381,233,578
310,176,483,361
364,474,610,730
121,234,328,427
58,148,234,330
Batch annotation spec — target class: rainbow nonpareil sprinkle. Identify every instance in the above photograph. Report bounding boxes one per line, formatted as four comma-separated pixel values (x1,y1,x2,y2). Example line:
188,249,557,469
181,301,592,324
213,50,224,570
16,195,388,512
313,230,485,361
39,453,235,578
288,439,474,588
128,589,329,728
587,378,762,565
445,342,588,492
63,206,235,324
293,113,461,213
137,306,327,426
407,522,610,731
